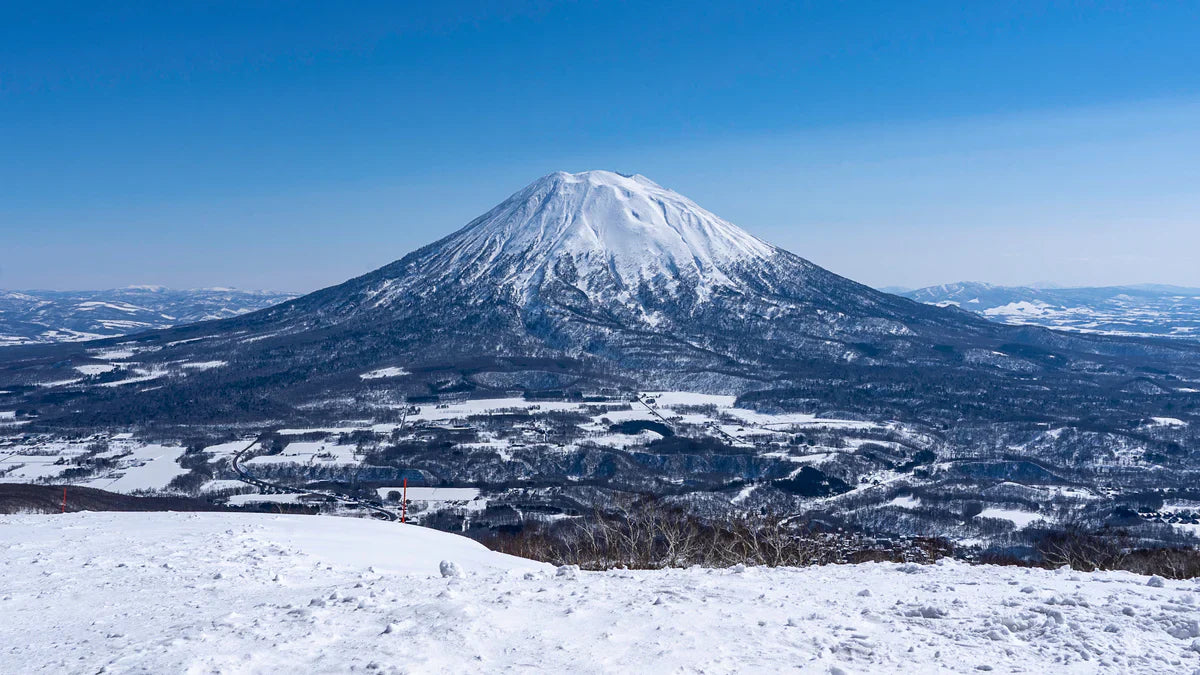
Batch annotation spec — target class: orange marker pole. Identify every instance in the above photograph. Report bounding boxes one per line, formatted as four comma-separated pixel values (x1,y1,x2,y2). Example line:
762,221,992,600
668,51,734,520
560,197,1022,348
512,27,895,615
401,478,408,524
61,487,66,514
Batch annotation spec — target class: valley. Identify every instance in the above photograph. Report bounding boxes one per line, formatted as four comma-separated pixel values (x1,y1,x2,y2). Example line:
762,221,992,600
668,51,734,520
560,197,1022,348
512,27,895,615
5,387,1198,559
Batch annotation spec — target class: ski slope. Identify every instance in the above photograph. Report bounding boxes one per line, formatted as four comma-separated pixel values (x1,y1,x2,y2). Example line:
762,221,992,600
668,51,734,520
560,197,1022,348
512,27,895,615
2,512,1199,673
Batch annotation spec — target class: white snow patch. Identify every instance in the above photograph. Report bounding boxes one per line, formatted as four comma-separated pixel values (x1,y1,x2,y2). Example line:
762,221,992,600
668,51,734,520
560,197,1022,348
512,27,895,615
74,363,117,375
245,441,361,467
227,493,309,506
200,479,250,494
37,378,83,388
75,301,142,313
180,360,227,371
975,508,1044,529
99,368,168,387
376,487,481,502
360,366,410,380
889,495,922,509
83,444,188,493
87,347,138,359
983,300,1053,318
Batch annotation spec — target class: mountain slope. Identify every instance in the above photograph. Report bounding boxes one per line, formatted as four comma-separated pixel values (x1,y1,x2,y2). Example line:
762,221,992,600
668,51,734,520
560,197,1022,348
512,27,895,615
0,287,295,346
900,282,1200,340
1,171,1199,427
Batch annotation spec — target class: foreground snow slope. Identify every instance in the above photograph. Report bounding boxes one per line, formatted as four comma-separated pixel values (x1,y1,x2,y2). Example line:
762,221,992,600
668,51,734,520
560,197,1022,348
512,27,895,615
3,513,1199,674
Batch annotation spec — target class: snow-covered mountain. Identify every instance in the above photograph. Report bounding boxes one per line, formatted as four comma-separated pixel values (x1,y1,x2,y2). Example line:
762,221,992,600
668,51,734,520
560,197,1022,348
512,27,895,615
0,287,295,346
899,281,1200,340
3,171,1200,566
2,171,1199,428
270,169,869,339
246,170,999,374
403,171,777,304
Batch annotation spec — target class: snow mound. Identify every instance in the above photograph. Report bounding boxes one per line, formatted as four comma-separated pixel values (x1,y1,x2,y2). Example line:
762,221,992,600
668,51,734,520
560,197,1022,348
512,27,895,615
2,512,1197,674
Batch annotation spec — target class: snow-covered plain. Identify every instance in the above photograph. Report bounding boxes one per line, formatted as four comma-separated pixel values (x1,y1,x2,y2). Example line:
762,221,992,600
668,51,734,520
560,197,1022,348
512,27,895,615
3,512,1199,674
0,437,188,492
360,366,410,379
1,390,899,511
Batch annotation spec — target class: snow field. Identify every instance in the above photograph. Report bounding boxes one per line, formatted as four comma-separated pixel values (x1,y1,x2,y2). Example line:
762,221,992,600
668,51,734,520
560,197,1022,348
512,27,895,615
0,438,188,491
244,440,362,467
3,512,1200,674
273,391,889,460
375,487,481,502
360,366,411,379
83,443,189,492
975,507,1045,529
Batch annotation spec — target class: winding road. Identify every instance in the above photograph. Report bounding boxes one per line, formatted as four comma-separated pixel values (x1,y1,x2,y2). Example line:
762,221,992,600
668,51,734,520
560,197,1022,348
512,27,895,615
231,438,400,521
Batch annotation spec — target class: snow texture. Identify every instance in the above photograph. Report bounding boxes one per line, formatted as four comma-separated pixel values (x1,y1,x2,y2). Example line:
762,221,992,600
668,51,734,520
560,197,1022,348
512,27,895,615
360,366,411,380
369,170,779,306
3,511,1199,674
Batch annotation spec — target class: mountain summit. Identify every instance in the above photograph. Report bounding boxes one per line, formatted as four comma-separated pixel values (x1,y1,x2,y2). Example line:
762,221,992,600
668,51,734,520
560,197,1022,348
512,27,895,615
280,169,888,350
422,170,777,299
4,171,1199,425
356,170,781,316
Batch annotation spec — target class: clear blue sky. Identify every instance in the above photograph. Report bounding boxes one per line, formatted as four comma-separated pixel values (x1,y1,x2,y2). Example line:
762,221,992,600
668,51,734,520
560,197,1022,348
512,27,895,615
2,1,1198,291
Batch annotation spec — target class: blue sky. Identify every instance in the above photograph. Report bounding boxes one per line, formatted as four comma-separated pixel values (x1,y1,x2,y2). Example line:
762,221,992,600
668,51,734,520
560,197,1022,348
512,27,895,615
2,1,1198,291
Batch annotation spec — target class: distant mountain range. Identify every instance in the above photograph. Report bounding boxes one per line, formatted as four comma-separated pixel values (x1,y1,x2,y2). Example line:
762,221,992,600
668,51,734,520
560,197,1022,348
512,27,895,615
0,287,296,346
897,282,1200,340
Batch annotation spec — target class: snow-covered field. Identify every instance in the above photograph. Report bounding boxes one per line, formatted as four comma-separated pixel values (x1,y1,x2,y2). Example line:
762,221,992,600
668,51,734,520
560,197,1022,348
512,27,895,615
3,512,1199,674
1,390,892,498
276,390,894,454
0,436,188,492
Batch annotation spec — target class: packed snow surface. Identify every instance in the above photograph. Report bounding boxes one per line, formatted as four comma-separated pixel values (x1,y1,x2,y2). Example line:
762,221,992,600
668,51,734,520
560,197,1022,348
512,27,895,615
4,512,1200,674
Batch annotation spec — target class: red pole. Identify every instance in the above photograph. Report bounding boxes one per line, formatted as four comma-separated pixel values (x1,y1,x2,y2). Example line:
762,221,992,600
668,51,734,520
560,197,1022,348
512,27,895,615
62,487,66,513
401,478,407,524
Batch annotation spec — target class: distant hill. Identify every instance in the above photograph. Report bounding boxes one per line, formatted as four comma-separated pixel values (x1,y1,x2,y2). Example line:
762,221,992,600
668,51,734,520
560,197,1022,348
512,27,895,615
896,281,1200,340
0,287,296,346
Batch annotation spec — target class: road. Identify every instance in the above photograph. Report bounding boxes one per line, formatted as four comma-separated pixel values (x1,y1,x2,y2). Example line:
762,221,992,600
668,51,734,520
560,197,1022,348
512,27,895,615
231,438,400,521
636,394,746,446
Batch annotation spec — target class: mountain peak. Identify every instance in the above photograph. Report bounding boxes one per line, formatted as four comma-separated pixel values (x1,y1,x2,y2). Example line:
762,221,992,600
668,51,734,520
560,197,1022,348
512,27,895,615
538,168,651,183
527,169,665,194
402,170,778,302
350,171,785,314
